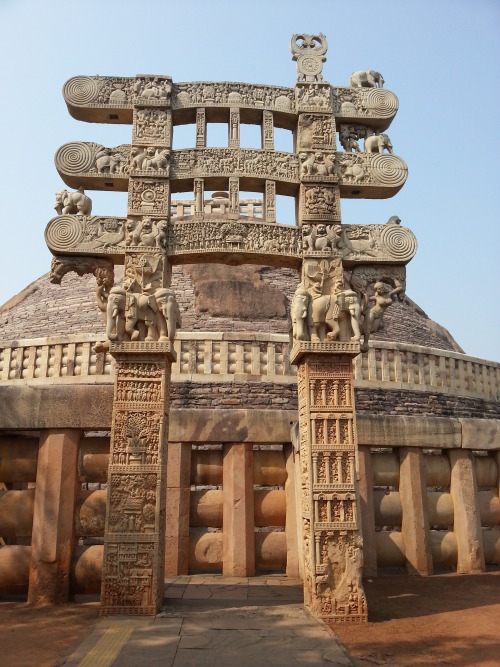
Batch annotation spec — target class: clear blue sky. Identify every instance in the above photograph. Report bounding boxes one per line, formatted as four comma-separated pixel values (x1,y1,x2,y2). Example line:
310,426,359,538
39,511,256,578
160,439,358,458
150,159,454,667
0,0,498,361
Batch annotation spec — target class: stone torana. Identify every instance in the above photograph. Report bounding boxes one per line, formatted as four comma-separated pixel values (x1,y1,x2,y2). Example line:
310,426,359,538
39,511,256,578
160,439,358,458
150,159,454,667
45,33,416,623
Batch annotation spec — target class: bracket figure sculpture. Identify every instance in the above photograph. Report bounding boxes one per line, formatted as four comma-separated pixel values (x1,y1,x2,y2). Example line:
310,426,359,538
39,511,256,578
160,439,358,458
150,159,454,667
43,33,416,624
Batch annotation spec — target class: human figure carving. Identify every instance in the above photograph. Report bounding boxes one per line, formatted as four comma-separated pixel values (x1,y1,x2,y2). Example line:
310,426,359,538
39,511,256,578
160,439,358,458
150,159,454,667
339,127,361,153
309,280,362,342
361,281,404,350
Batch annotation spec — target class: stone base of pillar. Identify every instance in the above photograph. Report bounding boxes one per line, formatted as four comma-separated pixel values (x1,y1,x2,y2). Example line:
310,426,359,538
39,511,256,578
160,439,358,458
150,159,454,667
100,342,175,616
291,341,367,624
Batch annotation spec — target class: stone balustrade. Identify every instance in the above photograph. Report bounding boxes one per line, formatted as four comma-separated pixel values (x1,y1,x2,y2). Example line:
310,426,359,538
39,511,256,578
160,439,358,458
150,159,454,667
1,333,498,402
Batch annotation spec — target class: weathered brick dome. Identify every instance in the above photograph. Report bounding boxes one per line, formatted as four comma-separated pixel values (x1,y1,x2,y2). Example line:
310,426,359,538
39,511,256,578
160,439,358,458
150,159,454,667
0,264,462,353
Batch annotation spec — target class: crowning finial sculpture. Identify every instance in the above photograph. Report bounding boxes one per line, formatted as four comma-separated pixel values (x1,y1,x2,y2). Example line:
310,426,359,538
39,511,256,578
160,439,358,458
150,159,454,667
290,33,328,82
44,33,414,624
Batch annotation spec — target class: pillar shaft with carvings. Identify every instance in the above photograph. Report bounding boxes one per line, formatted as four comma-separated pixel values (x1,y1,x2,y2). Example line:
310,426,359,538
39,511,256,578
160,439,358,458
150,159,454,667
292,342,366,623
101,342,174,614
291,34,366,624
100,76,178,615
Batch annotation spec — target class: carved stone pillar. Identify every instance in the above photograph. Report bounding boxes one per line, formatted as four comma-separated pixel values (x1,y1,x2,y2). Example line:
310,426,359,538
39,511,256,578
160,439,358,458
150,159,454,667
196,107,206,148
228,108,240,148
291,342,367,624
100,342,175,615
264,180,276,223
228,177,239,215
28,429,81,605
262,110,274,150
165,442,191,576
194,178,204,217
100,79,177,615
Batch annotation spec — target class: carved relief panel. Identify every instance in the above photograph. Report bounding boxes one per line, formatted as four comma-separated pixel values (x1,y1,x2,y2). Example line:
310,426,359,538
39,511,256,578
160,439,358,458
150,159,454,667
128,179,170,216
101,347,174,616
300,184,340,222
132,108,172,146
293,345,367,624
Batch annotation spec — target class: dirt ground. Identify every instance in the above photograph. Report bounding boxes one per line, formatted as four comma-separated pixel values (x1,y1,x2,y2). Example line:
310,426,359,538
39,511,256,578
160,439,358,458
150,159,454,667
334,571,500,666
0,572,499,667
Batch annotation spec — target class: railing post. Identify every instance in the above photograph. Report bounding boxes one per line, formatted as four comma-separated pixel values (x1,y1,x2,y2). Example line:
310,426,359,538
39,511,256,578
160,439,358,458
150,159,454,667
28,429,82,605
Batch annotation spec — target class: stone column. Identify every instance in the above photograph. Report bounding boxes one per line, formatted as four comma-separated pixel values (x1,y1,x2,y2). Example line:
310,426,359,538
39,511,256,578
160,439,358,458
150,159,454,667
101,78,176,615
448,449,485,573
100,342,175,615
399,447,433,575
357,446,377,577
262,110,274,150
194,177,204,217
228,177,239,215
223,443,255,576
165,442,191,575
228,108,240,148
196,107,206,148
285,444,300,577
292,342,367,624
28,429,81,605
264,180,276,223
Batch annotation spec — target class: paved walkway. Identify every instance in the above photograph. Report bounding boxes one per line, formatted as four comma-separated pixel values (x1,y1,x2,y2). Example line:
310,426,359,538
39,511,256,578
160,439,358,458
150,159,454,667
58,575,354,666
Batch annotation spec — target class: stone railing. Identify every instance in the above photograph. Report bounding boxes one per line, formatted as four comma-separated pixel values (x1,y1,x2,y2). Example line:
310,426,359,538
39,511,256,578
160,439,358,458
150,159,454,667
0,333,498,401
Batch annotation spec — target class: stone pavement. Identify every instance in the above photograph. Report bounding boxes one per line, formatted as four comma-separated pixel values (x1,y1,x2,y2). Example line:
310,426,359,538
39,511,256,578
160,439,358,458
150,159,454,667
58,575,354,666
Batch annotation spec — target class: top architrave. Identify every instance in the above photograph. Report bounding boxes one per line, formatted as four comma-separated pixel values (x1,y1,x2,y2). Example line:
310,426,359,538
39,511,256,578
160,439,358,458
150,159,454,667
63,76,399,132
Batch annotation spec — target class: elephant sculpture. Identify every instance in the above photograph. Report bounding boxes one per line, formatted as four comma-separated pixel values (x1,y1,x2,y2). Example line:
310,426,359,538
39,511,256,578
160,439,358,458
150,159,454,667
106,287,127,341
364,133,393,154
342,163,365,183
125,292,159,341
154,289,181,342
54,186,92,216
290,287,311,344
309,286,361,342
95,150,123,175
349,70,384,88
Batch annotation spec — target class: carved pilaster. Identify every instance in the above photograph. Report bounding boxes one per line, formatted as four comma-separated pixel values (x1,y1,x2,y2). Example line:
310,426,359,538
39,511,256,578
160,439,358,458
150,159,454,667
196,107,206,148
262,110,274,150
228,108,240,148
292,342,367,625
194,178,204,217
264,180,276,223
100,342,175,615
229,177,239,215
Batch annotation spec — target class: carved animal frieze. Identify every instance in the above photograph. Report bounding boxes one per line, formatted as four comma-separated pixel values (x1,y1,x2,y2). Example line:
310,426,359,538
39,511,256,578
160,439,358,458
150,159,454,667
54,142,406,196
55,142,130,179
